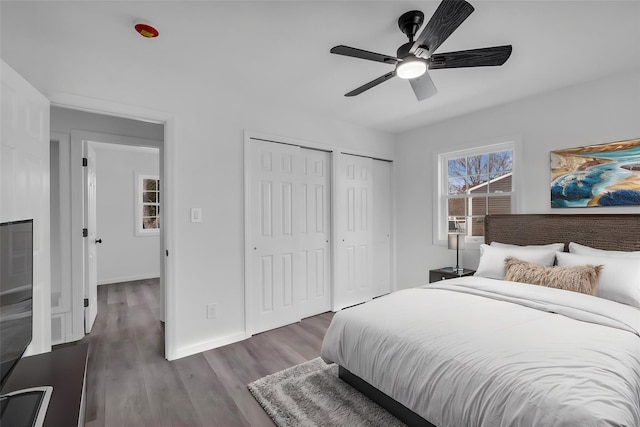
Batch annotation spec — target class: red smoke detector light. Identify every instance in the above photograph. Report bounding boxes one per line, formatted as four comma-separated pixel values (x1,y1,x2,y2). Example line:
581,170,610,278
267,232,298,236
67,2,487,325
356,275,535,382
135,23,159,38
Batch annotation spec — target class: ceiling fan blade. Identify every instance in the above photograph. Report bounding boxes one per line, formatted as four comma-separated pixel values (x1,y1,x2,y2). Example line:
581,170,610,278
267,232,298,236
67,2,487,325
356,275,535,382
409,71,438,101
345,71,396,97
330,45,398,65
410,0,475,58
428,45,512,69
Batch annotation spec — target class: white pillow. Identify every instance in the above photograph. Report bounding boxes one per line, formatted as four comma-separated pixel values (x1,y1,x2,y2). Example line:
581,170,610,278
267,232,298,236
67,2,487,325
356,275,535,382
556,251,640,308
490,242,565,252
569,242,640,258
475,244,558,280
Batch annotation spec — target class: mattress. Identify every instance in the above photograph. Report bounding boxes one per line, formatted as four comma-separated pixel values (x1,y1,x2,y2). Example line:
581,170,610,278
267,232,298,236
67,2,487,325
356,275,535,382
320,276,640,427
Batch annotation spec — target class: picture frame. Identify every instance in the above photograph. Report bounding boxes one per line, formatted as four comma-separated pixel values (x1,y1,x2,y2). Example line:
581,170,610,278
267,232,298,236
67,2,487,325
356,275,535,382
550,138,640,207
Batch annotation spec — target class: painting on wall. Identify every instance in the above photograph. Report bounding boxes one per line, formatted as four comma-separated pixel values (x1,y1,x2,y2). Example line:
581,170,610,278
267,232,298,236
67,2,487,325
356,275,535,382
551,138,640,207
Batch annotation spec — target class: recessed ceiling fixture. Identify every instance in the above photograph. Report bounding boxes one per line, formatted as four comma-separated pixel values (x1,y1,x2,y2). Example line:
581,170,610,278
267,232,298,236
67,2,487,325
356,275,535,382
330,0,512,101
134,23,159,38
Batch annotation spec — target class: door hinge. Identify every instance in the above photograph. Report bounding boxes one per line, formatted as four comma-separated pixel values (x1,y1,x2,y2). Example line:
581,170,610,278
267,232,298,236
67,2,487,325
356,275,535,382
82,228,88,237
82,157,88,167
84,298,89,308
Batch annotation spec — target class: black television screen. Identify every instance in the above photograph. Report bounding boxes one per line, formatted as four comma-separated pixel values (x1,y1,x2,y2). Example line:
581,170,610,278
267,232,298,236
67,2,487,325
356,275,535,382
0,220,33,391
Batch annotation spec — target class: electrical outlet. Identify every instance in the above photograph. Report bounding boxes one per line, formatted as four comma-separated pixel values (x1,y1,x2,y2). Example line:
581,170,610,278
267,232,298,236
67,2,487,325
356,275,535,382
206,304,217,319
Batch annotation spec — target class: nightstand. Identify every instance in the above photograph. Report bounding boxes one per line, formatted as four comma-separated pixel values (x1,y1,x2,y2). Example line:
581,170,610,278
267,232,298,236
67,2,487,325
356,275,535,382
429,267,476,283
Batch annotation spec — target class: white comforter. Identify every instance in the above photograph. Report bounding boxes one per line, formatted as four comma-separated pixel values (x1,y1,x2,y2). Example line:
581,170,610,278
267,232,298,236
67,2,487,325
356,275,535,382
320,276,640,427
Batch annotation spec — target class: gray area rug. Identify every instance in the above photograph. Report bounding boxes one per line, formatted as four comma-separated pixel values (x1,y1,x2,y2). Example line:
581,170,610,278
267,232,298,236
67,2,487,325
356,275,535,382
248,357,406,427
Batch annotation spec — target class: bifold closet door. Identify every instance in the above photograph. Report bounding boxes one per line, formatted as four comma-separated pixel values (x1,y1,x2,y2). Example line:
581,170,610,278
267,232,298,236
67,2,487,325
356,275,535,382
248,140,331,334
299,149,331,318
249,141,303,334
373,159,392,297
334,154,374,310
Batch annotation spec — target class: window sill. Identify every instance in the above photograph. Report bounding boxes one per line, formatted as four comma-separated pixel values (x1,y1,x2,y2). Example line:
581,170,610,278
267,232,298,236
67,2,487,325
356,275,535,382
435,235,484,249
135,230,160,237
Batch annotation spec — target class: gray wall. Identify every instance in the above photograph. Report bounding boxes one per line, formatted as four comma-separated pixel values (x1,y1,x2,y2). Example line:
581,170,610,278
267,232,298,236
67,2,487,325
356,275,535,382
394,70,640,289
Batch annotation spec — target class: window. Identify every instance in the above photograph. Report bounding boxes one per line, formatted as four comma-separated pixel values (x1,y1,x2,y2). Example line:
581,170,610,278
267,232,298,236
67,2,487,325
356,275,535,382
436,141,517,243
137,174,160,235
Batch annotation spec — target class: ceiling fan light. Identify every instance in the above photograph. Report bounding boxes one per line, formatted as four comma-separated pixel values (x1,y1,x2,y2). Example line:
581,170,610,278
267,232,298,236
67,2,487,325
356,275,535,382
396,59,426,79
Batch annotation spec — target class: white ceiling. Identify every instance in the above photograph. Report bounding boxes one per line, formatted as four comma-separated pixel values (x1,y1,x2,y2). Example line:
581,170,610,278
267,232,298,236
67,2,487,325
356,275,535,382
2,1,639,134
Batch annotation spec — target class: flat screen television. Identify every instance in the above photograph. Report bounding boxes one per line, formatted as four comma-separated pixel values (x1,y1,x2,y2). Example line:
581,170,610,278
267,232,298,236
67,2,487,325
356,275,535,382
0,219,33,392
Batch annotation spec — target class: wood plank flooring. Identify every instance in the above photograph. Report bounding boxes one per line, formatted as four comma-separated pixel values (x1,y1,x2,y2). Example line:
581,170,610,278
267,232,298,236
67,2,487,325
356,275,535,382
61,279,334,427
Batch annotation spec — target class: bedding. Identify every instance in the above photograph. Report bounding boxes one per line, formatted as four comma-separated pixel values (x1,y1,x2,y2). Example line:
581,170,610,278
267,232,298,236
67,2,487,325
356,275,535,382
556,251,640,308
569,241,640,258
503,256,602,295
321,276,640,427
474,244,557,280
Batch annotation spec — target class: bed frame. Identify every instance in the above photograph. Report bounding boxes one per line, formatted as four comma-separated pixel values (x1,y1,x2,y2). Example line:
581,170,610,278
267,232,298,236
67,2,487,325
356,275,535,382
338,213,640,427
485,214,640,251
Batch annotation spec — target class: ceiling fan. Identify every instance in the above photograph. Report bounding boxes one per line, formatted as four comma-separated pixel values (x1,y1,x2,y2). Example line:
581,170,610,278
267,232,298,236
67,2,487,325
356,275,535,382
330,0,512,101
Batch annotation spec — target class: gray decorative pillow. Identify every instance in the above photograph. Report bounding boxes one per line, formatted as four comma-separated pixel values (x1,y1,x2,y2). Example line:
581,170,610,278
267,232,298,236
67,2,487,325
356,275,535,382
504,257,602,296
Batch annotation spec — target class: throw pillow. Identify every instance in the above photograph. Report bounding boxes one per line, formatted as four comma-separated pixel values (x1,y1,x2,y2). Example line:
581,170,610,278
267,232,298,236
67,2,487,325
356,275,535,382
504,257,602,296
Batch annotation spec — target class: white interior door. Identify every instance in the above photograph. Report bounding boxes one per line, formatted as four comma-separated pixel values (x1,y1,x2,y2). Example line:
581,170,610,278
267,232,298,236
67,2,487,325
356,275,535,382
249,140,302,334
83,141,98,332
0,60,51,354
334,154,373,310
299,148,331,318
373,160,392,297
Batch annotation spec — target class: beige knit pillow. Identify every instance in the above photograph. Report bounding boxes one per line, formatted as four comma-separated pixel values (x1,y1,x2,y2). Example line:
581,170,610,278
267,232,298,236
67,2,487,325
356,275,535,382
504,257,602,296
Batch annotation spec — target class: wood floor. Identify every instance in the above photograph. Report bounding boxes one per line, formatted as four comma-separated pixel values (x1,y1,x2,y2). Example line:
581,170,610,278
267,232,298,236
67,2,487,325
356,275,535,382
63,279,334,427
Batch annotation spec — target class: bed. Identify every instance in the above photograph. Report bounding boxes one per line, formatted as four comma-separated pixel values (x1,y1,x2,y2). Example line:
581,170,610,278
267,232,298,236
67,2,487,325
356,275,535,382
320,214,640,427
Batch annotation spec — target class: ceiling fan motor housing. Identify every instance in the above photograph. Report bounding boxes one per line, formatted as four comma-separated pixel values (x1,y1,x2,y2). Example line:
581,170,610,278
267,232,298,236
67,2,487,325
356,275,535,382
398,10,424,41
396,42,414,60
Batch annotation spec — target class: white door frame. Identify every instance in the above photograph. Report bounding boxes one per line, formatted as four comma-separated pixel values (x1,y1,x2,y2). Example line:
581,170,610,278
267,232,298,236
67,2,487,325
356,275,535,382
243,130,395,336
50,131,74,345
83,140,98,333
51,94,177,360
69,131,162,340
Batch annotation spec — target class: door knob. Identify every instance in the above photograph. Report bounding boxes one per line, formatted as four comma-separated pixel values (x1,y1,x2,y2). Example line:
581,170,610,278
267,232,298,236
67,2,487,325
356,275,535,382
95,238,103,244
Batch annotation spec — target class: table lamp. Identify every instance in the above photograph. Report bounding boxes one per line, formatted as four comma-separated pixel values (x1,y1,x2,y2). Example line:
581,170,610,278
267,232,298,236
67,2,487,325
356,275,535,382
448,233,465,272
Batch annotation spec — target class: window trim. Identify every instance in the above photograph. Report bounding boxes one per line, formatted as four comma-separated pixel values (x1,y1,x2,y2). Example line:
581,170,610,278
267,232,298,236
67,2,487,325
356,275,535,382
432,137,522,247
135,173,160,236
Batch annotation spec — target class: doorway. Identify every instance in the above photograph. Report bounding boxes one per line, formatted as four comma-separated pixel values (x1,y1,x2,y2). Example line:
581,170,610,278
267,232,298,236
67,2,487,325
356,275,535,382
49,107,165,351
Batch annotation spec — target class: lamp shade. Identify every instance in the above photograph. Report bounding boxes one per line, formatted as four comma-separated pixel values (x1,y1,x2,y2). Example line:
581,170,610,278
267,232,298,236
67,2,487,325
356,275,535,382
448,233,465,250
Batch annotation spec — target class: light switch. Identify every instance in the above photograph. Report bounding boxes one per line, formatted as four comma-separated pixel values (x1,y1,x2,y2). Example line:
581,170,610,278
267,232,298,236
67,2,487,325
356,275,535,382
190,208,202,223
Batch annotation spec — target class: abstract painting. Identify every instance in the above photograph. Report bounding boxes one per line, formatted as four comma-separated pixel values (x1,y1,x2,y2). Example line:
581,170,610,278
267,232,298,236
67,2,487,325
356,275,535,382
551,138,640,207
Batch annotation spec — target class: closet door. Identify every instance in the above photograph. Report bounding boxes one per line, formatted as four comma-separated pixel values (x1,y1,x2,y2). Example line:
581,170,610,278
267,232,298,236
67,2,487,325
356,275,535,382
334,154,373,310
299,149,331,318
373,160,392,297
249,140,303,334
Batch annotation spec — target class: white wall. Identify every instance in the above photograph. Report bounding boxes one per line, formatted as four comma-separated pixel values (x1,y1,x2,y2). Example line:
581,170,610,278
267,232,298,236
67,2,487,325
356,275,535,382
38,72,395,359
394,70,640,290
1,60,51,355
170,102,394,358
92,143,160,284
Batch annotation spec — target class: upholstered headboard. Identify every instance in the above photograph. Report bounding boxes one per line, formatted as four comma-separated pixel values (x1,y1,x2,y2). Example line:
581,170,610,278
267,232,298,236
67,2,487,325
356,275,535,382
485,214,640,252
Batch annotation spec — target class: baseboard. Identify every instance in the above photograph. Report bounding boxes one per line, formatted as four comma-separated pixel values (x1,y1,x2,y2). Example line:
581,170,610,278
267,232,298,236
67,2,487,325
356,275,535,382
171,331,249,360
98,274,160,285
